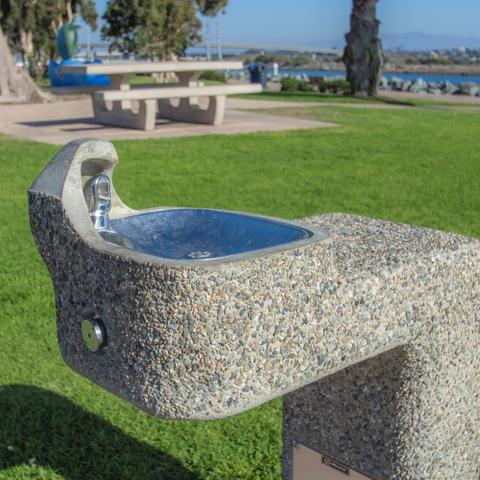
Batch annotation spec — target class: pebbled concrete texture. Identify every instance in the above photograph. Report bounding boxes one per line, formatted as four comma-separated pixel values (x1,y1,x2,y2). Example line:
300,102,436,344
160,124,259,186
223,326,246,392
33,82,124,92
282,217,479,479
29,139,479,478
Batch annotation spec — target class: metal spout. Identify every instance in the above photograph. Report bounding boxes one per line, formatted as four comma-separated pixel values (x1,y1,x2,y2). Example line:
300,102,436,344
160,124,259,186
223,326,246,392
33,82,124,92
85,174,111,230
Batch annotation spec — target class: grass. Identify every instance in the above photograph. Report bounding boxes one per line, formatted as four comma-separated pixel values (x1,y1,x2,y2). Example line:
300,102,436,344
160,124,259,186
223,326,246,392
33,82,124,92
0,105,479,479
401,97,480,108
238,90,480,108
237,90,390,104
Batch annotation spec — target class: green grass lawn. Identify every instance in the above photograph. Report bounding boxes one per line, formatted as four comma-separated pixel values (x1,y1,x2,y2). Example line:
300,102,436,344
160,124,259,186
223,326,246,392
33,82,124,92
237,90,393,104
0,105,479,480
239,90,480,108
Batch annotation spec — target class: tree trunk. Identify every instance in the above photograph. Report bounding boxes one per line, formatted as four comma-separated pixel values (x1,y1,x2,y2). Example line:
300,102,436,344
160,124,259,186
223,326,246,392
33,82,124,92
0,25,47,103
343,0,383,96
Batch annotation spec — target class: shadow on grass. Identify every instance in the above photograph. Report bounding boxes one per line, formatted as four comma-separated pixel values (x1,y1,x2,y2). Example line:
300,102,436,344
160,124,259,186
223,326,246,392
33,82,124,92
0,385,201,480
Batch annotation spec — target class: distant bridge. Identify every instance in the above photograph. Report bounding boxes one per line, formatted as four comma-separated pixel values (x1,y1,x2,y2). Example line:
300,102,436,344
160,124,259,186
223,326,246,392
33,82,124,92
196,43,343,55
77,42,343,56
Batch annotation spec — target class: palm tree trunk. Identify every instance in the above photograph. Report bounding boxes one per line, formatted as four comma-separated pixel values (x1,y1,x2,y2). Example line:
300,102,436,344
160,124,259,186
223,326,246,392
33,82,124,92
0,25,46,103
343,0,383,96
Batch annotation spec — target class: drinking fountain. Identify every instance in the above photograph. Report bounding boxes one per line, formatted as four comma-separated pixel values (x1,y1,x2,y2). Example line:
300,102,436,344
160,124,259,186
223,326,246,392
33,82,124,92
29,139,479,479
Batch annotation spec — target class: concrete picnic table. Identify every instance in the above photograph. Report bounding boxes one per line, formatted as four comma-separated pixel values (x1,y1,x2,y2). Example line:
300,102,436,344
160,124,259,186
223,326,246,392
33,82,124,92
58,61,262,130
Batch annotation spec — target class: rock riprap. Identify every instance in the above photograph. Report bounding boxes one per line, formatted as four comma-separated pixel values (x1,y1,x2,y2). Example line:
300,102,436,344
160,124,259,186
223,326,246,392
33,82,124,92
29,139,479,479
379,75,480,96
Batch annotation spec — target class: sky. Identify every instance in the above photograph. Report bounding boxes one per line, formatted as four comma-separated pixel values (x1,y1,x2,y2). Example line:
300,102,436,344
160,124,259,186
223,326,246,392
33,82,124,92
85,0,480,46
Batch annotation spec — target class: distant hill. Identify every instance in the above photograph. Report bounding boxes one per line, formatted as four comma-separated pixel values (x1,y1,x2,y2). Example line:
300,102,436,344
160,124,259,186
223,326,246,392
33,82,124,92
382,32,480,51
311,32,480,51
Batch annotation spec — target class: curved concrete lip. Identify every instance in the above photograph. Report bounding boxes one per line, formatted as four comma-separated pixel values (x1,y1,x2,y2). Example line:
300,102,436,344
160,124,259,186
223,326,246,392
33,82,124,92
29,138,329,267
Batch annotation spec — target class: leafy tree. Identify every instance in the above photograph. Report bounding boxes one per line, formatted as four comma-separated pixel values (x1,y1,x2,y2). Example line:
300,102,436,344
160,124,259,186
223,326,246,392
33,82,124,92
136,0,201,60
196,0,227,16
343,0,383,96
254,53,280,64
99,0,140,57
0,0,97,72
102,0,227,60
283,54,311,68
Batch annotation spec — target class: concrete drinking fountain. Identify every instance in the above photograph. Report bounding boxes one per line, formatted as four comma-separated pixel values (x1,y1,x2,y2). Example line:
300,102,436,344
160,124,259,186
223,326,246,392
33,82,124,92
29,139,479,479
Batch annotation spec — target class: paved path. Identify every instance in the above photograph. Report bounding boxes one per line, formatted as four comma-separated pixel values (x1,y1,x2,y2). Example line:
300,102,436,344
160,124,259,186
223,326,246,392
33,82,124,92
2,93,476,145
0,97,337,145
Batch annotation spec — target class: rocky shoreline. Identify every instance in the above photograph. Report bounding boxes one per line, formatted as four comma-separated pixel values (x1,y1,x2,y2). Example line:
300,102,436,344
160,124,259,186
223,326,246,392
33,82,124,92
379,76,480,96
266,65,480,97
386,65,480,76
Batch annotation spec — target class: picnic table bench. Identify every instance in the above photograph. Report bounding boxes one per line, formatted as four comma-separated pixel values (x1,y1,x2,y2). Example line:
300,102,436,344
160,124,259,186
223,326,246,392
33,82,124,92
57,61,263,130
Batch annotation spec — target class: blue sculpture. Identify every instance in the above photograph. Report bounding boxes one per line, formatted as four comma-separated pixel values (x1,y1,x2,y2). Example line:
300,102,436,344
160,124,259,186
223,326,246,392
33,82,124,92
56,24,79,60
49,23,111,89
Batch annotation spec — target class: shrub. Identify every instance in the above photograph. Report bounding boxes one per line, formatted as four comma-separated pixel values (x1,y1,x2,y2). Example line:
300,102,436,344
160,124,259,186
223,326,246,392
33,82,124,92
199,70,227,83
280,77,314,93
298,80,315,92
317,79,351,94
281,77,299,92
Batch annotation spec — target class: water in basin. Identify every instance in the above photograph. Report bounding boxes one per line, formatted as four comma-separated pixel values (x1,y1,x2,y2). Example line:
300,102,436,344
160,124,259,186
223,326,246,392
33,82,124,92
107,208,312,260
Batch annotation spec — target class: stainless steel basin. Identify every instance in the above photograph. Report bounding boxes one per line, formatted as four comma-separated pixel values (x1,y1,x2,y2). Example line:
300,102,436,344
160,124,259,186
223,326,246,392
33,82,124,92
105,208,315,260
28,139,334,420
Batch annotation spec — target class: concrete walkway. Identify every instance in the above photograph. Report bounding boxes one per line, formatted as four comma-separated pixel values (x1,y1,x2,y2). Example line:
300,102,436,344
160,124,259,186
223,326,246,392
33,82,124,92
0,97,337,145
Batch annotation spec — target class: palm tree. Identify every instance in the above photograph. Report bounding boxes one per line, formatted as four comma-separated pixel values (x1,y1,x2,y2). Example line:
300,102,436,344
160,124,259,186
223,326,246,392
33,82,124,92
343,0,383,96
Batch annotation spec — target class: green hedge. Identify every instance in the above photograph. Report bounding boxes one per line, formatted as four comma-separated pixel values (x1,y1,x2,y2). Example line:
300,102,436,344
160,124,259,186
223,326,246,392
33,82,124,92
280,77,351,94
317,79,351,94
280,77,314,93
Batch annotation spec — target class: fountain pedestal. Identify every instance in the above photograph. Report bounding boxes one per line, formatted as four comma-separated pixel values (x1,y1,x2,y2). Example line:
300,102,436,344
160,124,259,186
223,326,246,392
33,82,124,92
28,139,480,480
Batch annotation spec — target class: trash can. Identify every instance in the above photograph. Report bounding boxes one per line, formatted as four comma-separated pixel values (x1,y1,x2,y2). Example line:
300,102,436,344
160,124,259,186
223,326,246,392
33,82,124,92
248,64,267,88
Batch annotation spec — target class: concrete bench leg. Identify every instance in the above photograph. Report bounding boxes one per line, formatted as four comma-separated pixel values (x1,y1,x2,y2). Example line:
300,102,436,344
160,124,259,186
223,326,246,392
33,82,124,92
157,95,226,125
283,315,480,480
92,97,157,131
